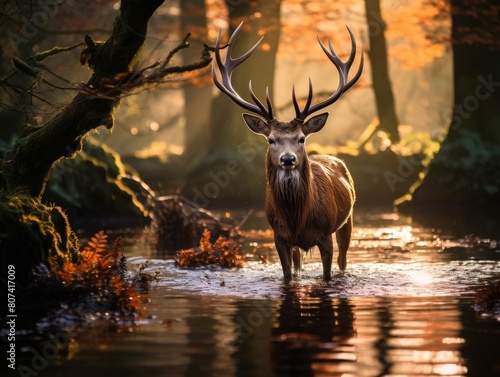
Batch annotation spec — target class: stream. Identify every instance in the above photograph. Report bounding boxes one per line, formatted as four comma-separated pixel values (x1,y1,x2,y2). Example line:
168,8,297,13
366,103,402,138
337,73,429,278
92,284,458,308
13,210,500,376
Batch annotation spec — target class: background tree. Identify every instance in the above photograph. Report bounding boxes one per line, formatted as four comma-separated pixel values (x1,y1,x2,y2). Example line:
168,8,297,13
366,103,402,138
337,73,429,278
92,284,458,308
209,0,282,152
398,0,500,213
183,0,282,207
364,0,400,143
180,0,212,165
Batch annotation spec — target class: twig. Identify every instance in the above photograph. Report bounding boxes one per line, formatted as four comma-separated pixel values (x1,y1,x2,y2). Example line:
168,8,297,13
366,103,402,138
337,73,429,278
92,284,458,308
40,65,79,86
147,42,212,83
235,209,254,230
160,33,192,70
41,78,79,91
28,91,58,107
129,60,161,82
35,43,85,62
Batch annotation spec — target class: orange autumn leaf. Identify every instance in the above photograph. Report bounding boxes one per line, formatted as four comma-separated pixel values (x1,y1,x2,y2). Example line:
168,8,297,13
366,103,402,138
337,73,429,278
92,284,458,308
176,229,244,268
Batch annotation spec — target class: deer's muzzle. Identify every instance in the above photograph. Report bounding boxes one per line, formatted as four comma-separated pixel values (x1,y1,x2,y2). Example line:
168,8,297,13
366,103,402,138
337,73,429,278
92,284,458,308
280,154,297,169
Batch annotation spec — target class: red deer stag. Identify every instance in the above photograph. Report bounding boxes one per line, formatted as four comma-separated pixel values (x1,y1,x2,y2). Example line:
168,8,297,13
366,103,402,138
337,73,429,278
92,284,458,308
212,22,363,280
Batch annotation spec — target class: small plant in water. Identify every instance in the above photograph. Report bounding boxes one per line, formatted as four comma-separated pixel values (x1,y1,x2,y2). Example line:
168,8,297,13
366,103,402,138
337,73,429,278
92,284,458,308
43,231,157,320
176,229,244,268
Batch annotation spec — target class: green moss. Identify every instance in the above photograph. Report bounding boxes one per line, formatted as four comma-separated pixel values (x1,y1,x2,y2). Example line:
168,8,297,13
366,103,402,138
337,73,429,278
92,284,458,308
400,129,500,210
85,141,128,178
43,142,146,222
0,192,79,288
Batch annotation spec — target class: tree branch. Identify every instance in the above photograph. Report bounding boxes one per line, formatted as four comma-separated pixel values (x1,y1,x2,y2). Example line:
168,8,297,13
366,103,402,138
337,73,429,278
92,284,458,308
1,0,166,197
1,0,214,199
76,36,212,100
35,43,85,62
160,33,191,70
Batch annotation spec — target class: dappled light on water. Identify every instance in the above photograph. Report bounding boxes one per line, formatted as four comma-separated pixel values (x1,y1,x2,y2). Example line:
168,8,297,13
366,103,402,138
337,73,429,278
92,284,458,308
127,217,499,299
46,212,500,377
408,268,435,287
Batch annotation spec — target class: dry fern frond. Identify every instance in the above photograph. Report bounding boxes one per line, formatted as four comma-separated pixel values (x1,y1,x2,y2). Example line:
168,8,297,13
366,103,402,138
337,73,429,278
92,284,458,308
46,230,157,319
84,230,108,253
176,229,244,268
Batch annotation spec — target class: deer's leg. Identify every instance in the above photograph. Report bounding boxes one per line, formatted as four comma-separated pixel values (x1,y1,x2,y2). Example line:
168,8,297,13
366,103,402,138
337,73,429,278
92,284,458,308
275,235,292,281
292,246,302,276
317,235,334,281
335,215,352,271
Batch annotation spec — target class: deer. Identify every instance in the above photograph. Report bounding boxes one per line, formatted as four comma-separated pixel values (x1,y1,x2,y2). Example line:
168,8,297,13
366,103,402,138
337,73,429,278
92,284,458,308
212,22,363,281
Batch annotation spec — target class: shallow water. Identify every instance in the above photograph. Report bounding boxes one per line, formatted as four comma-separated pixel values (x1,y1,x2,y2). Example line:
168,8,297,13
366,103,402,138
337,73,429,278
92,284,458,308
18,210,500,376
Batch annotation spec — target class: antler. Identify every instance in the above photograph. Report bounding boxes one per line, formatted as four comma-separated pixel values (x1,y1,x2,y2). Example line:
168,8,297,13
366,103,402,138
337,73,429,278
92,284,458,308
293,25,364,123
212,22,275,122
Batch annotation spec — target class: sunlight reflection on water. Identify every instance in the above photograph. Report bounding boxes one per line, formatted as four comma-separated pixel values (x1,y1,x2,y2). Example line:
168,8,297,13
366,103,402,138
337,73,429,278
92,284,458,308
126,258,499,300
124,215,500,301
407,268,435,286
47,211,500,377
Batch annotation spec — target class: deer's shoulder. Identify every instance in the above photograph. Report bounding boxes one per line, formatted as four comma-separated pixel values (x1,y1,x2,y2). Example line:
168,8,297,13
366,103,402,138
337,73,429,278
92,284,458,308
309,154,348,176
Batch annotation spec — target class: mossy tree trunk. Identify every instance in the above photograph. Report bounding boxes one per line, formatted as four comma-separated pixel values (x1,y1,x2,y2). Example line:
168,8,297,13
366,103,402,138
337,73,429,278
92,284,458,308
398,0,500,215
0,0,212,288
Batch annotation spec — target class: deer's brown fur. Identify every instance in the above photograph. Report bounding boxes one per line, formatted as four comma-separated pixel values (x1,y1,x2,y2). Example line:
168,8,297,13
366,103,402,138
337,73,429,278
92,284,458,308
245,116,355,280
212,22,362,280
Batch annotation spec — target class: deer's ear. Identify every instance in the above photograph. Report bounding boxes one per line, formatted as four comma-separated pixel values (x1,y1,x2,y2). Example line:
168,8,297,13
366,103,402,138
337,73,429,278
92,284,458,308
303,112,329,135
242,114,270,136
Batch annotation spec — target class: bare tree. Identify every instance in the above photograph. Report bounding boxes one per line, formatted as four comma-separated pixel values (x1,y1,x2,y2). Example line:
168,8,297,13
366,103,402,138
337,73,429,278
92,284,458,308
364,0,400,143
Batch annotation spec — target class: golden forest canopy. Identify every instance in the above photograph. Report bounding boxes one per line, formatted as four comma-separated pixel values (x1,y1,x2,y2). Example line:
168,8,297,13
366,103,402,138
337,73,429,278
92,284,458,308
0,0,452,100
203,0,451,69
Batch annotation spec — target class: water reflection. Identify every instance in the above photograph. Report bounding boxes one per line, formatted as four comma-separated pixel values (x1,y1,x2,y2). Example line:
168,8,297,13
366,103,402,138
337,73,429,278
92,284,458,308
271,284,356,376
39,291,499,377
359,297,468,377
25,209,500,376
267,288,470,377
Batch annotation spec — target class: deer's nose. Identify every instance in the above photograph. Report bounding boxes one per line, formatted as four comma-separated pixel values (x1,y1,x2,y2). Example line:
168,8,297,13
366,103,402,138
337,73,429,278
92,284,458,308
280,154,296,167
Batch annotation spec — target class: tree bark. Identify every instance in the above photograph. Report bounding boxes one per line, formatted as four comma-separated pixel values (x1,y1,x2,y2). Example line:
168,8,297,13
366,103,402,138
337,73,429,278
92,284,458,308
397,0,500,216
364,0,400,143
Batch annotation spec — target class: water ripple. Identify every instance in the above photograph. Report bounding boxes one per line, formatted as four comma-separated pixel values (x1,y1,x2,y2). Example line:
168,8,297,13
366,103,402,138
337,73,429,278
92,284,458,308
128,258,500,300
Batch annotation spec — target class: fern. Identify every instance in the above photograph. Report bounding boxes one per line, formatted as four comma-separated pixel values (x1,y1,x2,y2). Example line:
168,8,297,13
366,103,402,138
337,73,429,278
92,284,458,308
84,230,108,253
47,231,157,319
176,229,244,268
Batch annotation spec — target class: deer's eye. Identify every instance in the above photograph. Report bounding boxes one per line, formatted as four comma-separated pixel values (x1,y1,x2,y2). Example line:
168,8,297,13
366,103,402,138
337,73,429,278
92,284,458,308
298,136,305,144
267,138,275,145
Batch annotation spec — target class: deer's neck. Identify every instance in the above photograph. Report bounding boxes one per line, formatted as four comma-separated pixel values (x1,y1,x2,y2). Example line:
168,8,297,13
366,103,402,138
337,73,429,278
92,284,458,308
266,156,312,235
